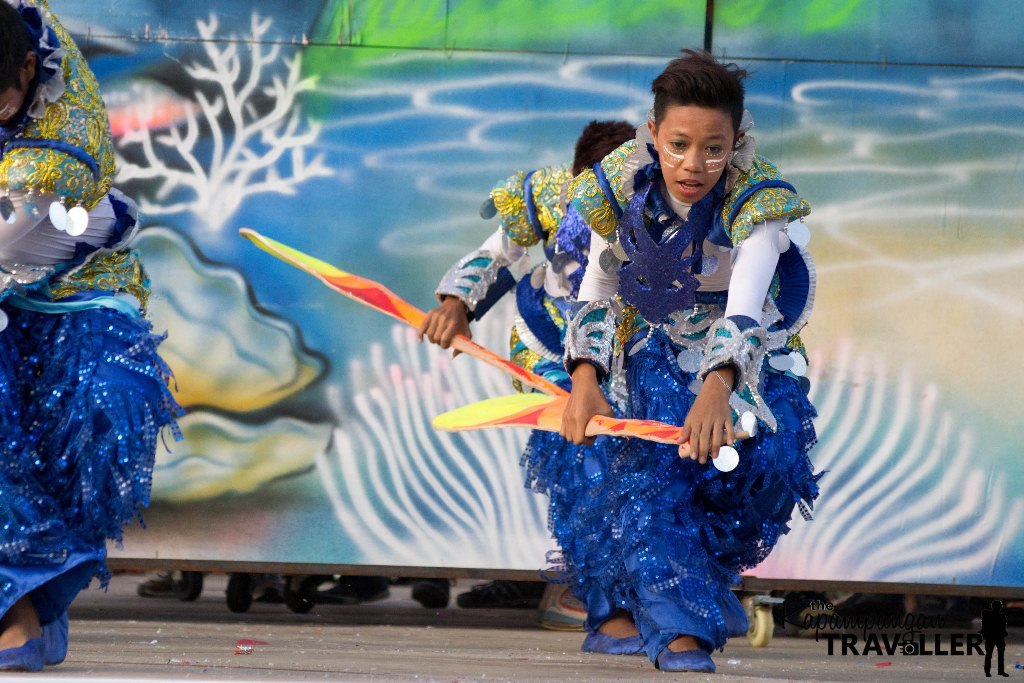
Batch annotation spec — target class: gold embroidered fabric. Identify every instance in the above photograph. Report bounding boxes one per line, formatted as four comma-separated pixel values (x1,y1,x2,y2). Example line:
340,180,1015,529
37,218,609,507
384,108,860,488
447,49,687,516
490,164,573,247
568,140,636,239
47,249,151,314
721,156,810,245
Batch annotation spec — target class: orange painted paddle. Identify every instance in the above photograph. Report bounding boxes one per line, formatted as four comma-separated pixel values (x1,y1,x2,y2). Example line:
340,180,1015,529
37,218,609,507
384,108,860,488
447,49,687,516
433,393,750,461
240,228,567,397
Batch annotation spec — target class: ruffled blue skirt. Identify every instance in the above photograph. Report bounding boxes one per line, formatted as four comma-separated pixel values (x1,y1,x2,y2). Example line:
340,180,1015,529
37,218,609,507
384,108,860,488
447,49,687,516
516,353,623,584
526,329,819,661
0,304,179,625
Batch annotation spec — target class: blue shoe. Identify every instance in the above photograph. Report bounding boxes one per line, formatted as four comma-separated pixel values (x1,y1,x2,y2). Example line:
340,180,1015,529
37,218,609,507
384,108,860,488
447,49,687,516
581,630,645,655
0,636,45,672
42,612,68,665
655,647,716,673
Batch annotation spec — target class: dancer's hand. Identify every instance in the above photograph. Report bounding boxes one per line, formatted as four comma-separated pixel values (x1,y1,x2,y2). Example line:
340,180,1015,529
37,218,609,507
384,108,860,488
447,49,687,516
678,366,736,464
560,363,613,446
418,296,471,355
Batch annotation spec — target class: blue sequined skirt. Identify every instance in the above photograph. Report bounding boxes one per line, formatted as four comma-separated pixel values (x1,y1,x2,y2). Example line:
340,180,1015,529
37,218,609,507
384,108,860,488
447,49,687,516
533,329,819,660
0,304,180,622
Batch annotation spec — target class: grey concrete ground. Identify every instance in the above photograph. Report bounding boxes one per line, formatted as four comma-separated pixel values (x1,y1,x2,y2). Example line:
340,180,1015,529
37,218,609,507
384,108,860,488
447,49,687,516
7,573,1020,682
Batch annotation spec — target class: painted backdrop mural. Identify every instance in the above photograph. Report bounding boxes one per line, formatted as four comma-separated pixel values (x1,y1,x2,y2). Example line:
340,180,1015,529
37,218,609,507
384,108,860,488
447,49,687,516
52,0,1024,587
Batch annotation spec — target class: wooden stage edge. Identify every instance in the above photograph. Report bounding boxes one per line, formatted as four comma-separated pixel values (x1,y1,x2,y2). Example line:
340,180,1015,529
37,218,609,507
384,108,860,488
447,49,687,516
106,558,1024,599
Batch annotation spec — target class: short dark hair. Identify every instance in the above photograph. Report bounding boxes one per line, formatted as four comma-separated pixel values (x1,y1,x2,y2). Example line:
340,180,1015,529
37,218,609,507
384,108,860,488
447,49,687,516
0,2,32,91
572,120,635,175
651,49,748,132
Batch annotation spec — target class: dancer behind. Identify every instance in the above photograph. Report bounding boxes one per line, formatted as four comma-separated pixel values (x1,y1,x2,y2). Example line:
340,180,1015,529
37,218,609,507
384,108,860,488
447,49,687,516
421,120,634,374
419,121,634,616
0,0,180,671
558,50,819,672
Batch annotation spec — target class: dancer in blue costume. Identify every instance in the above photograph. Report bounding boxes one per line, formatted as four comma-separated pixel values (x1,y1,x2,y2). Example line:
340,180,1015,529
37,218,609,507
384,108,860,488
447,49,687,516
419,121,633,616
559,50,820,673
0,0,180,671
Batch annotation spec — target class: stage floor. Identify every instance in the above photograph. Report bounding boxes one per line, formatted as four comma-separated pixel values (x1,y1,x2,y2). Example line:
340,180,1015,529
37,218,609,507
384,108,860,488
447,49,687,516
18,573,1019,682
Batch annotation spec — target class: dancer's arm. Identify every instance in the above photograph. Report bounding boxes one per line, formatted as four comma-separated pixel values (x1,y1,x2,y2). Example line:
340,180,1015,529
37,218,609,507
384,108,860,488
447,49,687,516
419,227,524,350
560,232,616,445
683,219,787,458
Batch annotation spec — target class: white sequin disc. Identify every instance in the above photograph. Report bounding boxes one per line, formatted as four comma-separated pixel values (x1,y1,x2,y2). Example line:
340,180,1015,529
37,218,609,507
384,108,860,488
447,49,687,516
789,353,808,377
787,221,810,248
740,411,757,436
676,349,702,374
65,206,89,236
0,196,15,224
0,309,7,333
776,230,791,253
49,201,68,231
768,353,794,372
714,445,740,472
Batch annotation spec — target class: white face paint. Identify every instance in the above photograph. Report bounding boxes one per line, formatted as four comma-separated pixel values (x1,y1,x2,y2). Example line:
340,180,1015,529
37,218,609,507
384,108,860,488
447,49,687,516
660,142,728,171
660,144,687,169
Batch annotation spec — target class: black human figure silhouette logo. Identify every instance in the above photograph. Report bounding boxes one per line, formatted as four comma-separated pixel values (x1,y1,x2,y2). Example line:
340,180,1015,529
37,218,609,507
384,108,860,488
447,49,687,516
980,600,1009,677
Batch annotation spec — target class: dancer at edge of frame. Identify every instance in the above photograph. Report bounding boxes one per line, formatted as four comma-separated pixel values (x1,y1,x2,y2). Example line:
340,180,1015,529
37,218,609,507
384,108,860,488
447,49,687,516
0,0,181,671
557,50,821,673
418,120,635,620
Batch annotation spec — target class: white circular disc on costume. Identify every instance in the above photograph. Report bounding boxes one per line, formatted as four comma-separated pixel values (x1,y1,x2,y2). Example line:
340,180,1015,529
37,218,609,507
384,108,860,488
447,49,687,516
609,239,629,262
479,197,497,219
0,196,15,224
768,353,794,372
789,353,808,377
787,221,810,248
599,249,623,273
700,254,719,276
714,445,740,472
676,349,701,374
687,379,703,396
49,201,68,231
740,411,757,436
776,230,791,253
0,309,7,333
65,206,89,236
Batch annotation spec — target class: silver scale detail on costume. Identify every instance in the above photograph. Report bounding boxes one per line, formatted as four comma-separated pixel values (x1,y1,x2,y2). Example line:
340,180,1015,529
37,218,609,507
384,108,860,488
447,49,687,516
434,248,514,313
562,299,618,378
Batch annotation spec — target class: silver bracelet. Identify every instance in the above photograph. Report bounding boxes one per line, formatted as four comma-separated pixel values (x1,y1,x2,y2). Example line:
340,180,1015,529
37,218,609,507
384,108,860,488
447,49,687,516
711,369,732,392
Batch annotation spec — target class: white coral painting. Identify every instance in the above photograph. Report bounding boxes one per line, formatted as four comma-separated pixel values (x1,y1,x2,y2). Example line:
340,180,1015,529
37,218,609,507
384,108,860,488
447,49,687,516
114,13,332,232
319,300,556,568
755,341,1024,583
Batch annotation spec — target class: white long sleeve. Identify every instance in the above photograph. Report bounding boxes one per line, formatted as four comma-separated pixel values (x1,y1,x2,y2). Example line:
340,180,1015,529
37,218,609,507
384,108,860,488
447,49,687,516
576,232,619,302
723,219,786,321
479,226,526,263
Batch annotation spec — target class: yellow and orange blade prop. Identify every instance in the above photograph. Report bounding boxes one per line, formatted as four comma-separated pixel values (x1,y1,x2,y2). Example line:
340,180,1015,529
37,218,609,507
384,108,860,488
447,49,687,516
240,228,567,397
434,393,751,462
434,393,687,446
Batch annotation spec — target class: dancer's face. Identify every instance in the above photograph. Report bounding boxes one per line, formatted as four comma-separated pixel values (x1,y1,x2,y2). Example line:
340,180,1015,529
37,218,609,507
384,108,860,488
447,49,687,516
648,104,736,205
0,52,37,126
